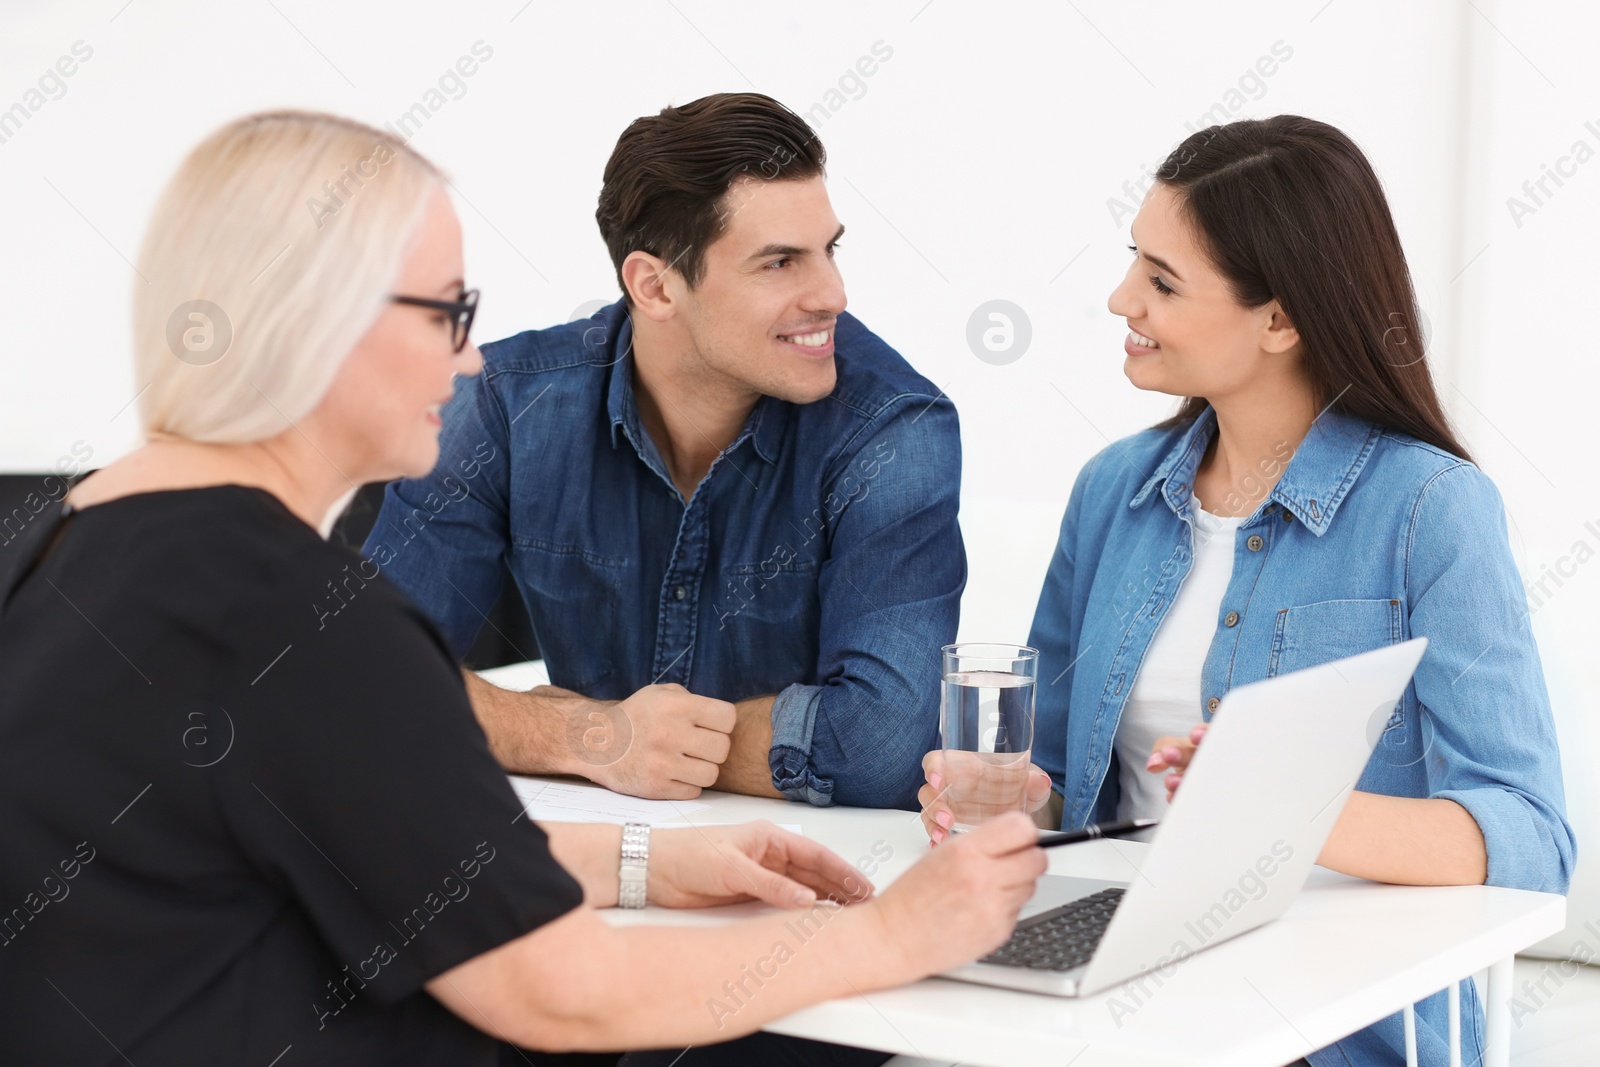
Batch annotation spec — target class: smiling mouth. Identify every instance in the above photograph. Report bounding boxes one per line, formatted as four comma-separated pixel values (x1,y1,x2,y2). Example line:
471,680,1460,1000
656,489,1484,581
778,328,833,348
1129,329,1160,349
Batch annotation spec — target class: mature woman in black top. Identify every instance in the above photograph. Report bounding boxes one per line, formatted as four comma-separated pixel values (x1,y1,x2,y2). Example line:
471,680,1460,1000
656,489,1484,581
0,111,1045,1065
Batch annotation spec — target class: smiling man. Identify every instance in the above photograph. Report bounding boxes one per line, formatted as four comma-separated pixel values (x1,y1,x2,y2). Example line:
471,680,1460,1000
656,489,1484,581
365,93,964,810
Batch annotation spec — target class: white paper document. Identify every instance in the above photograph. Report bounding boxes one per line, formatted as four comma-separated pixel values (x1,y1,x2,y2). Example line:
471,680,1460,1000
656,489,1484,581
508,776,710,825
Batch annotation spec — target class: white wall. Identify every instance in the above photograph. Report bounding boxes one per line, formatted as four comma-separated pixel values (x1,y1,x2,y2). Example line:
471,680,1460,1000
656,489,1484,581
1448,1,1600,957
1,0,1594,940
0,0,1479,481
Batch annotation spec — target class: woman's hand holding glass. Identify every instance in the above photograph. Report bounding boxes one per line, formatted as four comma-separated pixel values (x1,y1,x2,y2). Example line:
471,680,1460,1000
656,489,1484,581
917,749,1055,844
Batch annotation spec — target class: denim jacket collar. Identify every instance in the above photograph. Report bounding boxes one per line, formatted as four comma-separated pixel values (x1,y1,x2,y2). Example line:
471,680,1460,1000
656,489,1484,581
1127,404,1382,536
604,308,786,467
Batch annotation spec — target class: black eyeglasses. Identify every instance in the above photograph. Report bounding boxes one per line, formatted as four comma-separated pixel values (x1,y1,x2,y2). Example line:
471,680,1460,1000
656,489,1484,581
391,287,479,352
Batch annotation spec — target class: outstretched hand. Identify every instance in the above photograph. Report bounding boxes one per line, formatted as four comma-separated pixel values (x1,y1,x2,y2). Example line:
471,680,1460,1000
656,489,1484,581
648,821,873,909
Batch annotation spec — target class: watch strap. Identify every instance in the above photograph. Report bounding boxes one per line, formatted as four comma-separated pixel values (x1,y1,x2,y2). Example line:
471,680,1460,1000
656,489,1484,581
618,822,650,909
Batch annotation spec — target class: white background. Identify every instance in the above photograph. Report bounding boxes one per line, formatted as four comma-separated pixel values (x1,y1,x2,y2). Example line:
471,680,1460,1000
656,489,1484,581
1,0,1596,954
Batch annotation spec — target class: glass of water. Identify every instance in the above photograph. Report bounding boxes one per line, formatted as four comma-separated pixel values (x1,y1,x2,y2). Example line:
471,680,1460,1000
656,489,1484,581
939,643,1038,830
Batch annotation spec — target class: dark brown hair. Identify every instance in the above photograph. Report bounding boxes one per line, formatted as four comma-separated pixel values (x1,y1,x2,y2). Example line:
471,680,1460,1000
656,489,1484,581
1153,115,1471,462
596,93,826,298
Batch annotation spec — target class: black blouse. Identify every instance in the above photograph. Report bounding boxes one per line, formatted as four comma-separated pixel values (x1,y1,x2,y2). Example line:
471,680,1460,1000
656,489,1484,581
0,485,583,1065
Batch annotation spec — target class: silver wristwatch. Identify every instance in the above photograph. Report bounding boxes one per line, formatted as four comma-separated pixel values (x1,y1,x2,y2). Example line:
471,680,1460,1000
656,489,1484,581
618,822,650,909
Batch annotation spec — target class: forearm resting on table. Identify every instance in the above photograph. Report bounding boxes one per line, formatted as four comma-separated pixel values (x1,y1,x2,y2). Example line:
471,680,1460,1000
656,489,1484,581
712,695,783,798
462,669,580,776
465,669,784,796
1319,791,1487,885
428,898,907,1052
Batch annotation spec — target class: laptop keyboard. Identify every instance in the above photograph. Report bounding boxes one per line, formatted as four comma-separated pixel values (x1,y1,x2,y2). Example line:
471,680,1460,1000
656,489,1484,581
980,887,1126,972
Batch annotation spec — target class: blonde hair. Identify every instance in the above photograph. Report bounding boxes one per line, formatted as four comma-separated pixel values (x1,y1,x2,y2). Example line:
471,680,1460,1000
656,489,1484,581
134,110,444,443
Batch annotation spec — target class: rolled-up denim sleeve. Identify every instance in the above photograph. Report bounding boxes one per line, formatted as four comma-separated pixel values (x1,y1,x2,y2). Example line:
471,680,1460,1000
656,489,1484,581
362,366,514,659
1405,463,1576,892
768,396,965,810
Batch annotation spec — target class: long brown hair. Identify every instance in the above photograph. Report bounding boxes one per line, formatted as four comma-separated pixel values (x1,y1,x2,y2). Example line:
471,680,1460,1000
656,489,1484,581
1153,115,1471,462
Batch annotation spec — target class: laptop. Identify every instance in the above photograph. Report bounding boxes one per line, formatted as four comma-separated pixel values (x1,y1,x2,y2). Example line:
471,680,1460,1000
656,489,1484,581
942,637,1428,998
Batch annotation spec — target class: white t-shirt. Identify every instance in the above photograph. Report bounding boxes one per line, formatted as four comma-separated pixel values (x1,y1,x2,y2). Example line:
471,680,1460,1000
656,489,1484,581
1113,494,1244,829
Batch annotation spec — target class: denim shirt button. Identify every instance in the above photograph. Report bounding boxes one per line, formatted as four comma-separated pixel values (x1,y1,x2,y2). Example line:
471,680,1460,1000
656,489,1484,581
1247,535,1264,552
1224,611,1240,627
673,585,687,601
1207,696,1221,712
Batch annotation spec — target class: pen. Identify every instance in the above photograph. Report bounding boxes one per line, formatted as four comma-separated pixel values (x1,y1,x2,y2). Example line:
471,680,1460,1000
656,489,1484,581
1035,819,1158,848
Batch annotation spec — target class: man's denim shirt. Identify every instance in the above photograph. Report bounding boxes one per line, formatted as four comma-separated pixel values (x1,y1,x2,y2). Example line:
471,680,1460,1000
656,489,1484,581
364,301,964,809
1029,405,1574,1067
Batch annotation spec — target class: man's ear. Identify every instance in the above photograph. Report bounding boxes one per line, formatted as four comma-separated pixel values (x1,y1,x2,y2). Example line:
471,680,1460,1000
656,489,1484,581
621,251,676,322
1261,300,1300,355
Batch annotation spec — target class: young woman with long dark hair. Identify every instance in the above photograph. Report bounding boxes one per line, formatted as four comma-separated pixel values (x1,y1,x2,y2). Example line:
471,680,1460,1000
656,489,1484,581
921,115,1573,1067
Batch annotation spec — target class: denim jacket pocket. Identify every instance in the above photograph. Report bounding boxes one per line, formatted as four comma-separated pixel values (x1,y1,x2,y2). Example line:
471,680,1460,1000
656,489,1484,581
1267,597,1406,686
708,559,821,696
509,536,626,691
712,558,819,628
1269,598,1418,768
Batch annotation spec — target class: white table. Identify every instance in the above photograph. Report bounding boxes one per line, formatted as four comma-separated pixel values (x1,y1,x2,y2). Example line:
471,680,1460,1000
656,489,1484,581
512,778,1563,1067
480,668,1566,1067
